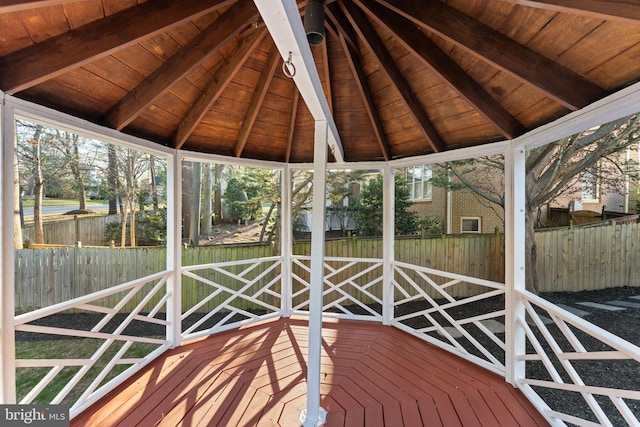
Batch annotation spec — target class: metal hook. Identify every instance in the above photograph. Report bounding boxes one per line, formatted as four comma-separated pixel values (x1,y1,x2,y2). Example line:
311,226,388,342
282,52,296,78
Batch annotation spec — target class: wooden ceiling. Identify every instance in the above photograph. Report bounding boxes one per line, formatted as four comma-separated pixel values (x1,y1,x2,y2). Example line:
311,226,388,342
1,0,639,163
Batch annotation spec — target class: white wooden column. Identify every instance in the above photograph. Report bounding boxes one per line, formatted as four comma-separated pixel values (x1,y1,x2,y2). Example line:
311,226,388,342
166,151,182,347
302,120,329,426
382,165,394,325
281,164,293,317
1,93,17,403
504,143,526,385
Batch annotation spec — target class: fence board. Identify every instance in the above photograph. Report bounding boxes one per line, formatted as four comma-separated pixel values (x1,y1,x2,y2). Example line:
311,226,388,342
22,214,121,246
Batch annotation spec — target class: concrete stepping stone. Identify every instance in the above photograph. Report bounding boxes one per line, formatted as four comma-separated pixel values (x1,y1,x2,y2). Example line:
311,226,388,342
576,302,625,311
606,300,640,309
440,319,505,339
556,303,590,317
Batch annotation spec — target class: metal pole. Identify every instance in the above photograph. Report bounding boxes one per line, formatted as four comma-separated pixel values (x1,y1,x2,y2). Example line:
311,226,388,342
301,120,328,426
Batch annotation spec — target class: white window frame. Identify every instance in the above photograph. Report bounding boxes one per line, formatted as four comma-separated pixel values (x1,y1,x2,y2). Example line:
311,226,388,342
461,217,481,233
581,165,599,202
406,164,433,201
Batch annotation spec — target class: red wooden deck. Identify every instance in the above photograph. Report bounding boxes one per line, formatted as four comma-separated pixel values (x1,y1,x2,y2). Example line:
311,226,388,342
72,318,548,426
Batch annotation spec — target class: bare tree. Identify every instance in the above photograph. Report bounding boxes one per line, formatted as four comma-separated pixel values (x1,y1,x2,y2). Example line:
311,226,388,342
432,114,640,293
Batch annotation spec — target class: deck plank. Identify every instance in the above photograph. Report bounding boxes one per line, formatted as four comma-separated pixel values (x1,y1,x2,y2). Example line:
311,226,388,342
71,318,549,426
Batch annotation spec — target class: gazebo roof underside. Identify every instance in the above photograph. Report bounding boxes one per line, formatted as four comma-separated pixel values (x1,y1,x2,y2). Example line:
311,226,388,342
1,0,639,163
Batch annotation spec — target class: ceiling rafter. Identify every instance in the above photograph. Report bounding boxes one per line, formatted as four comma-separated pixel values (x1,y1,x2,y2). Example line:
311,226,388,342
327,7,391,160
357,0,525,140
234,45,280,158
105,0,259,131
173,29,266,149
285,84,300,164
0,0,236,93
320,41,333,114
497,0,640,24
374,0,607,110
325,5,359,55
340,0,445,153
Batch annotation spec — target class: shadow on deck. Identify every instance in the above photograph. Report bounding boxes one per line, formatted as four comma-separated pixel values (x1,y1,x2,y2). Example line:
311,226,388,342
71,317,548,426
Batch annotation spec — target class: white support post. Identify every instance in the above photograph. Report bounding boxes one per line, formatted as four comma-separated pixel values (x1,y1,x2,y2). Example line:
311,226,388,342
301,120,329,427
1,93,17,403
281,164,292,317
382,165,394,325
504,143,527,385
166,152,182,347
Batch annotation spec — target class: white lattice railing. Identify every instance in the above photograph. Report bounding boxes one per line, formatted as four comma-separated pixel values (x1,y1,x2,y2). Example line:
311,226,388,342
291,255,384,321
390,260,507,375
180,256,283,341
515,290,640,426
14,270,172,418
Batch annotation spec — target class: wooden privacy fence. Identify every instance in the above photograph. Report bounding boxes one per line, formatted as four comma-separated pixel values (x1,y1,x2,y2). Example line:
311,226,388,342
13,222,640,314
22,214,120,246
535,220,640,293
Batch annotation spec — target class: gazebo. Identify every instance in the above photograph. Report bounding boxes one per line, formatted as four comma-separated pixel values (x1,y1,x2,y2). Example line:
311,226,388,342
1,1,640,425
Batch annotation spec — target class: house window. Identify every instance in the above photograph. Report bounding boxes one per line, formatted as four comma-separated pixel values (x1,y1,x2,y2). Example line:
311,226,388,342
406,165,432,200
581,166,599,202
461,217,481,233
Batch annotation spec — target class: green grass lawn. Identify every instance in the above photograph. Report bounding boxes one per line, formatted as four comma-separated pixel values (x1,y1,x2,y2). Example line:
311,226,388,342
22,198,107,208
16,338,162,405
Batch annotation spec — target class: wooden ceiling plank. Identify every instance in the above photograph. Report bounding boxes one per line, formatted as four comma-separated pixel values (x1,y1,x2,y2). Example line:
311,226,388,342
340,0,445,152
173,29,265,149
105,0,259,131
285,84,300,164
498,0,640,24
0,1,69,13
325,5,359,53
0,0,236,93
330,9,391,160
234,45,280,157
357,0,525,140
375,0,607,110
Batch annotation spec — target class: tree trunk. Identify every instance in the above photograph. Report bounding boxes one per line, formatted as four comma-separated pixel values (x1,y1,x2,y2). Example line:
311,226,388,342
120,204,128,247
189,162,202,245
525,213,539,294
108,144,118,215
260,202,276,242
32,127,45,244
214,164,224,221
13,136,23,249
182,162,193,239
202,163,212,235
149,155,159,211
71,136,87,210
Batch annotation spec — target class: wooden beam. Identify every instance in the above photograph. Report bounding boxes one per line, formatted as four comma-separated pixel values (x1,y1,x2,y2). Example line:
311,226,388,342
340,0,445,152
234,46,280,157
374,0,607,110
0,0,236,93
285,84,300,164
173,29,265,149
105,0,259,131
357,0,526,140
497,0,640,24
320,40,333,114
325,4,359,53
330,8,391,160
